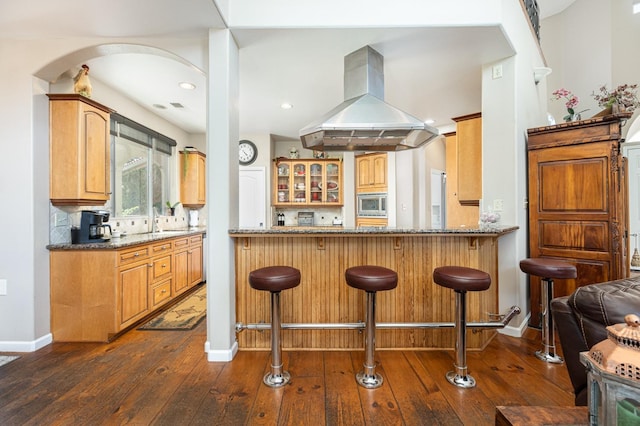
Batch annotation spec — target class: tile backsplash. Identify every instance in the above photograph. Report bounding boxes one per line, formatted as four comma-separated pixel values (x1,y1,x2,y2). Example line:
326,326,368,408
49,203,199,245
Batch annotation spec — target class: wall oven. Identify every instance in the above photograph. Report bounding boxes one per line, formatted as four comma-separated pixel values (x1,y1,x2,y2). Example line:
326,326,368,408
357,193,388,217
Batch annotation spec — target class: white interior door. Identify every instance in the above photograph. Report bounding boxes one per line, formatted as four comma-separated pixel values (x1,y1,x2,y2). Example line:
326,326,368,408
239,167,266,228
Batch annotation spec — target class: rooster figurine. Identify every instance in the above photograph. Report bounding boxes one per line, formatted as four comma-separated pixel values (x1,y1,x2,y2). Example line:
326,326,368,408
73,64,92,98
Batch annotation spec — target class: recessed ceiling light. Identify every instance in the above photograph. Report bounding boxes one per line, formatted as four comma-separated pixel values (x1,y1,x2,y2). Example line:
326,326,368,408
281,103,293,110
153,104,167,109
179,82,196,90
425,119,435,125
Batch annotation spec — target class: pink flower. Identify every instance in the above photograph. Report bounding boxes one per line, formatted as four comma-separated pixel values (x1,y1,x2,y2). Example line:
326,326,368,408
551,88,588,122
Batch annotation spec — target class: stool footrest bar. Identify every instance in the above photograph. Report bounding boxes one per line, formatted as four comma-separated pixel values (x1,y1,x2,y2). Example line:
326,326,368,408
235,305,520,332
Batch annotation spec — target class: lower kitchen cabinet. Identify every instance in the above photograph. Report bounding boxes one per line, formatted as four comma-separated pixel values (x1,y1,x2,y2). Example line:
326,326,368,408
50,232,205,342
173,234,203,296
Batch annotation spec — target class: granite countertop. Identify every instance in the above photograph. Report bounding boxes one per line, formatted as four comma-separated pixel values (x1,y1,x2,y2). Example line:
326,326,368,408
228,225,518,236
47,228,207,250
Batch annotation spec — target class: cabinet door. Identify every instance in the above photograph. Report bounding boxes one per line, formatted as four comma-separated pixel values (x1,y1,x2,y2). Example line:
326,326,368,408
325,161,342,204
49,95,111,205
196,153,206,205
274,162,291,205
174,249,189,295
188,244,203,287
371,155,387,188
356,154,387,193
455,114,482,204
356,156,372,189
119,261,150,326
180,151,207,208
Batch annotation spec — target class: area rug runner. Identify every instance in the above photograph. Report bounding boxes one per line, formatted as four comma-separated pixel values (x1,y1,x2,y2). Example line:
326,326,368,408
139,285,206,330
0,355,20,368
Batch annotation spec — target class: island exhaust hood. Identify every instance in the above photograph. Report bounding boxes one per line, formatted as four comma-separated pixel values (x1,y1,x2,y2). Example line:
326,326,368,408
300,45,439,152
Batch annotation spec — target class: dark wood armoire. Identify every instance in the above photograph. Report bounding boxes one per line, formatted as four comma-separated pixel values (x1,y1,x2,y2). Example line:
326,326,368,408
526,113,631,327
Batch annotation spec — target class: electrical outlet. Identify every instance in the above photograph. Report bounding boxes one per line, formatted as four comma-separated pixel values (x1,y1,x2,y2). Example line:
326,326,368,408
493,199,504,212
492,64,503,79
0,279,7,296
54,213,69,227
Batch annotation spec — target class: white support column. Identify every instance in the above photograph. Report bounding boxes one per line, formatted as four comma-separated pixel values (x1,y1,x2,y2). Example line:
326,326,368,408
205,29,240,361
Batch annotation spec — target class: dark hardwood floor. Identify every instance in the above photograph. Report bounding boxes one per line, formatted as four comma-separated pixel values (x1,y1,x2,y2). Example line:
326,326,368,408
0,320,576,425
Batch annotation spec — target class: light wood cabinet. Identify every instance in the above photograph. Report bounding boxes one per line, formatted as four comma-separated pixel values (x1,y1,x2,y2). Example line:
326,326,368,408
50,232,205,342
452,113,482,205
173,234,203,296
356,153,387,193
180,151,206,208
444,131,479,227
526,114,630,327
273,158,343,206
356,217,388,227
48,94,113,206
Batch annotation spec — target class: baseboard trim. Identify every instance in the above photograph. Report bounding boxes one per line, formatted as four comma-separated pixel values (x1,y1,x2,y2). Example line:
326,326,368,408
0,333,52,352
498,313,530,338
205,340,238,362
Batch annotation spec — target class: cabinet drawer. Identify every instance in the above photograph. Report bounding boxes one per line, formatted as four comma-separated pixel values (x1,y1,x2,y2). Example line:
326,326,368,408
189,234,203,245
119,246,150,266
152,241,173,254
174,237,190,250
151,280,172,307
152,254,172,282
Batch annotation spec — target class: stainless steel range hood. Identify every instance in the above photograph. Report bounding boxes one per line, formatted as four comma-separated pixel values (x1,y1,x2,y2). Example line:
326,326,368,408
300,45,439,152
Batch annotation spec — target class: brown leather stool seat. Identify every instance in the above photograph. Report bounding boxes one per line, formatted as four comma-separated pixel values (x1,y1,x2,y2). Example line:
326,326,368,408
433,266,491,388
520,258,577,364
519,258,577,280
433,266,491,292
249,266,301,292
249,265,301,387
345,265,398,389
345,265,398,292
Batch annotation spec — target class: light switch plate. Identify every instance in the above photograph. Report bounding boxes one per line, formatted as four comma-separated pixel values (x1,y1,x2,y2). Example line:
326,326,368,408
0,279,7,295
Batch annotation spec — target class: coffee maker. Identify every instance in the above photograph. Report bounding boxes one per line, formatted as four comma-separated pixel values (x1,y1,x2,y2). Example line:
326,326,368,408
72,210,112,243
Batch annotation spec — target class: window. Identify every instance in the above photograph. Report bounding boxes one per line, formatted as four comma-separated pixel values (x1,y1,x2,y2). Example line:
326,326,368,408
111,114,176,218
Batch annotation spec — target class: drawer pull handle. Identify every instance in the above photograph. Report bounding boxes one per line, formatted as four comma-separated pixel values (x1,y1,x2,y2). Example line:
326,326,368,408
162,264,167,268
134,252,139,257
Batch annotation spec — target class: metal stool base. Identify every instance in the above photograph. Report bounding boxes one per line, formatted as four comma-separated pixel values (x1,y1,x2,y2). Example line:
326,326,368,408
446,371,476,388
263,371,291,387
356,371,383,389
535,350,564,364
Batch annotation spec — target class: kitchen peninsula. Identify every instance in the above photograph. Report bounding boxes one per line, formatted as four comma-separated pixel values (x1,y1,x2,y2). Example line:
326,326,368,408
230,226,517,351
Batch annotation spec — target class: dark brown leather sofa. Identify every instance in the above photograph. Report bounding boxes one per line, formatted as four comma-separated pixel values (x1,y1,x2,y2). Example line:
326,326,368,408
550,277,640,406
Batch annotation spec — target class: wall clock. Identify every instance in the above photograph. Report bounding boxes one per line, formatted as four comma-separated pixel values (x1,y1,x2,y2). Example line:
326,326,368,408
239,139,258,165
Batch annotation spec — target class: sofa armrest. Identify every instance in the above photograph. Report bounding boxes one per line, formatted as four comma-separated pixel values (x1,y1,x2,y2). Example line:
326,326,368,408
550,296,589,406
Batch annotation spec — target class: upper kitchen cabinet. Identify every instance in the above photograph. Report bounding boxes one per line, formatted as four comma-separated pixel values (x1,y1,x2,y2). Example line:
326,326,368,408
444,131,479,227
48,94,113,206
452,113,482,205
180,150,206,208
273,158,342,206
356,153,387,193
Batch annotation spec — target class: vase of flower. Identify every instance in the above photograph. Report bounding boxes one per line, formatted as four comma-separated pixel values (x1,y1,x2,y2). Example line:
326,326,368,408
551,88,588,122
592,84,639,115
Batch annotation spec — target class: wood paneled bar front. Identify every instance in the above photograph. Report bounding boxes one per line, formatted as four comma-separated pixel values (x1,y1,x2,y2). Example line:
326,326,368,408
229,227,517,351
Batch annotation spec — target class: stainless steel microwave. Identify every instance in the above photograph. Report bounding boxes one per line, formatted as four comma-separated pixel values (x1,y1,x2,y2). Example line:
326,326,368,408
357,193,387,217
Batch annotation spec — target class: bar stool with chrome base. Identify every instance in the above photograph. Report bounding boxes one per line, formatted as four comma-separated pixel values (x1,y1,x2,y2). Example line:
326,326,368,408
249,265,301,387
433,265,491,388
345,265,398,389
520,258,577,364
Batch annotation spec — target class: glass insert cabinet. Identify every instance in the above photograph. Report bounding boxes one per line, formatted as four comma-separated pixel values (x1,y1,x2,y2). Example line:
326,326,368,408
273,158,343,206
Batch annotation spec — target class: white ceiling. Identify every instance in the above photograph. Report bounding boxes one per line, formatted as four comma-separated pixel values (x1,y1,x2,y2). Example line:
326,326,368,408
1,0,573,139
